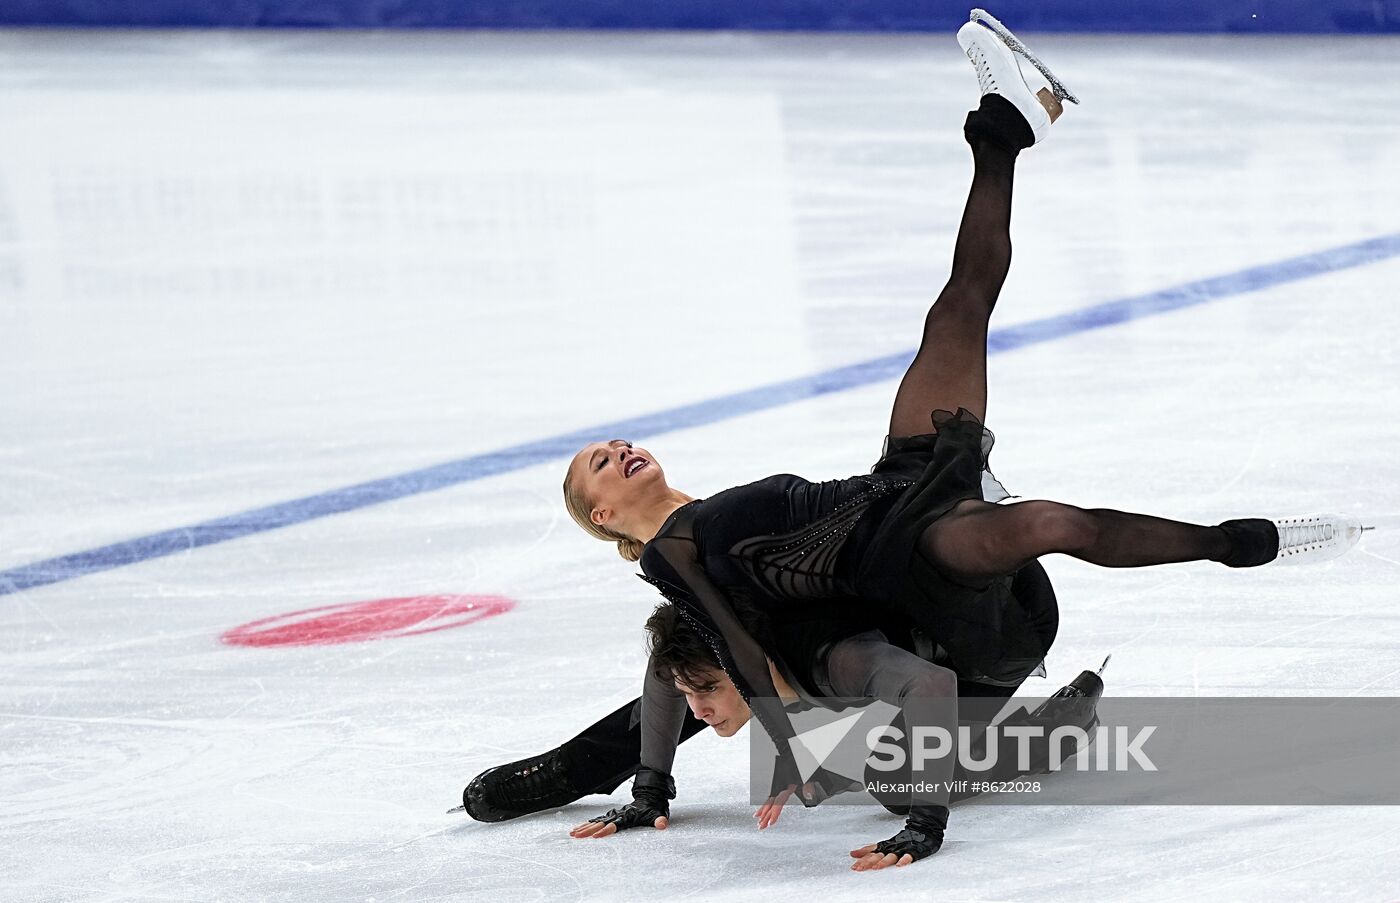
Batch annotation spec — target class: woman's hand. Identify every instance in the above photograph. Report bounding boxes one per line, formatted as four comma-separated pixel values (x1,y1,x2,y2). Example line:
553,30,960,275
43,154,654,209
753,783,800,830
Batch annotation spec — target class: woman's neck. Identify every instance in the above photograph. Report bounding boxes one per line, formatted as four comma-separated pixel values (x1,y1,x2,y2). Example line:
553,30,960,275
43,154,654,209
630,489,696,544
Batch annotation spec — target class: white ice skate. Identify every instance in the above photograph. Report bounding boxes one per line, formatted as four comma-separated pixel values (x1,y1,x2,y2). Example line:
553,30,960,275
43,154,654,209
1270,514,1368,565
957,9,1077,146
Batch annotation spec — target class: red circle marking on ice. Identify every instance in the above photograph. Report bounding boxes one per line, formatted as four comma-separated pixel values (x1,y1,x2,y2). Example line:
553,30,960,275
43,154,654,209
221,594,515,647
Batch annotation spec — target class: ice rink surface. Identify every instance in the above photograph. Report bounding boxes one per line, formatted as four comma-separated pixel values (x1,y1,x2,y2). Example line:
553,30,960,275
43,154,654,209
3,26,1400,902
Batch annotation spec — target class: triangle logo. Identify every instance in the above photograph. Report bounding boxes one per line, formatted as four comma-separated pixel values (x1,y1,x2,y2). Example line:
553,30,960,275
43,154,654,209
789,709,866,783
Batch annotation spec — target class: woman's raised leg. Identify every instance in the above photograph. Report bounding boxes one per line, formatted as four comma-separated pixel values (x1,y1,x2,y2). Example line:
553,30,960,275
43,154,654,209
887,18,1065,439
887,129,1018,438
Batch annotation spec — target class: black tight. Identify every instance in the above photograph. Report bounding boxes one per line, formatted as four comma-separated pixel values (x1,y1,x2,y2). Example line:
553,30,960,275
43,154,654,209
891,105,1238,594
921,499,1234,588
887,131,1017,436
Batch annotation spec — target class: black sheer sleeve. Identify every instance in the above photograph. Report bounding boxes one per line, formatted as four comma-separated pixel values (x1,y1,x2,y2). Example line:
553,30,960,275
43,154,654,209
638,653,688,775
640,531,800,779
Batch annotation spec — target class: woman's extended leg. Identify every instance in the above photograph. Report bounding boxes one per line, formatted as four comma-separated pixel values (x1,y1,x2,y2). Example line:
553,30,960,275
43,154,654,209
921,500,1256,587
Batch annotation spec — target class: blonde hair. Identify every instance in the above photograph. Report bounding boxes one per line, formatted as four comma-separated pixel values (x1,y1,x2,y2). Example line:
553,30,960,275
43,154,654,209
563,462,646,562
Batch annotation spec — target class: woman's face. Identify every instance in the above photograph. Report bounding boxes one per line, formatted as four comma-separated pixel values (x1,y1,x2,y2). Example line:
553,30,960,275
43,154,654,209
569,439,665,527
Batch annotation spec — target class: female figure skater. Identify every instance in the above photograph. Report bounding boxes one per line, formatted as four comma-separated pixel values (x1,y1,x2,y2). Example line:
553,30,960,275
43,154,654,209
561,10,1363,869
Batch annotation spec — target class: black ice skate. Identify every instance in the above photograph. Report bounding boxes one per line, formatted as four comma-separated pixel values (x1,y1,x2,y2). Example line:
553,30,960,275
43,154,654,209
945,657,1109,801
1019,655,1108,774
1028,654,1107,720
458,746,581,822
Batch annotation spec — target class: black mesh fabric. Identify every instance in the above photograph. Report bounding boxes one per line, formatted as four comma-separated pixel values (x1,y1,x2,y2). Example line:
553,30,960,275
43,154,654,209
633,412,1010,783
727,481,908,600
640,520,804,768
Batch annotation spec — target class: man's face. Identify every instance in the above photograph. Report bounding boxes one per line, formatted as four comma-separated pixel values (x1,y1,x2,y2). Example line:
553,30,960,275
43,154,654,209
674,667,752,738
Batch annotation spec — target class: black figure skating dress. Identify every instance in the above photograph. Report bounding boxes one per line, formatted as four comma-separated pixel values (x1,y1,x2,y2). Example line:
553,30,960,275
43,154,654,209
638,408,1059,770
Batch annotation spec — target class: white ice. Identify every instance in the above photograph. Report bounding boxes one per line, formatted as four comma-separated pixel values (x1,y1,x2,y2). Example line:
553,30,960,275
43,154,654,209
2,27,1400,902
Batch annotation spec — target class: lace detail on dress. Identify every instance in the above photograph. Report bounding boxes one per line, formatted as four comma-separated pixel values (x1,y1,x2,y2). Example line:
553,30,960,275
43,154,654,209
638,573,692,611
675,605,740,696
637,575,765,705
728,479,912,600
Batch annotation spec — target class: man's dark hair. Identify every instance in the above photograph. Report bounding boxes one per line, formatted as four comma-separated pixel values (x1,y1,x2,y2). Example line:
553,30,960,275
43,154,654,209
644,603,723,692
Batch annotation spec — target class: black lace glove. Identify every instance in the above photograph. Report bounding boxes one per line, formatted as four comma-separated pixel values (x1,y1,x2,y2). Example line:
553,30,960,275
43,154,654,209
769,748,803,799
585,767,675,832
796,765,864,806
872,805,948,862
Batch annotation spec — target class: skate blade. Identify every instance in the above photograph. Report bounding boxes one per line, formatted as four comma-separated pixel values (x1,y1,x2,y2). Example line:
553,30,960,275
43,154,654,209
1098,654,1112,677
969,8,1080,104
446,804,466,815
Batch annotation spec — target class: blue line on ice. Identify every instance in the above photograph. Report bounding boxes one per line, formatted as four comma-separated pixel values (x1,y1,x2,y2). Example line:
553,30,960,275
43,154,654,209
4,231,1399,597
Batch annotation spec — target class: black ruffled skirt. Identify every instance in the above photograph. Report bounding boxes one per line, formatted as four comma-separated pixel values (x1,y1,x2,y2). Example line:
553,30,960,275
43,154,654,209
856,408,1058,685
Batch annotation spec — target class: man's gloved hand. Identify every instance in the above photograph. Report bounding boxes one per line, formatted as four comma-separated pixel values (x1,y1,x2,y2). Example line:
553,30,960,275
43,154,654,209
569,767,675,839
850,805,948,870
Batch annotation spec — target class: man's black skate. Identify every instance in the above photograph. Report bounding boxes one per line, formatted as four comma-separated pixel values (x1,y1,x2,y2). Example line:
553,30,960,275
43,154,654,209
1027,656,1105,722
1016,656,1107,775
947,657,1108,799
462,746,582,822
